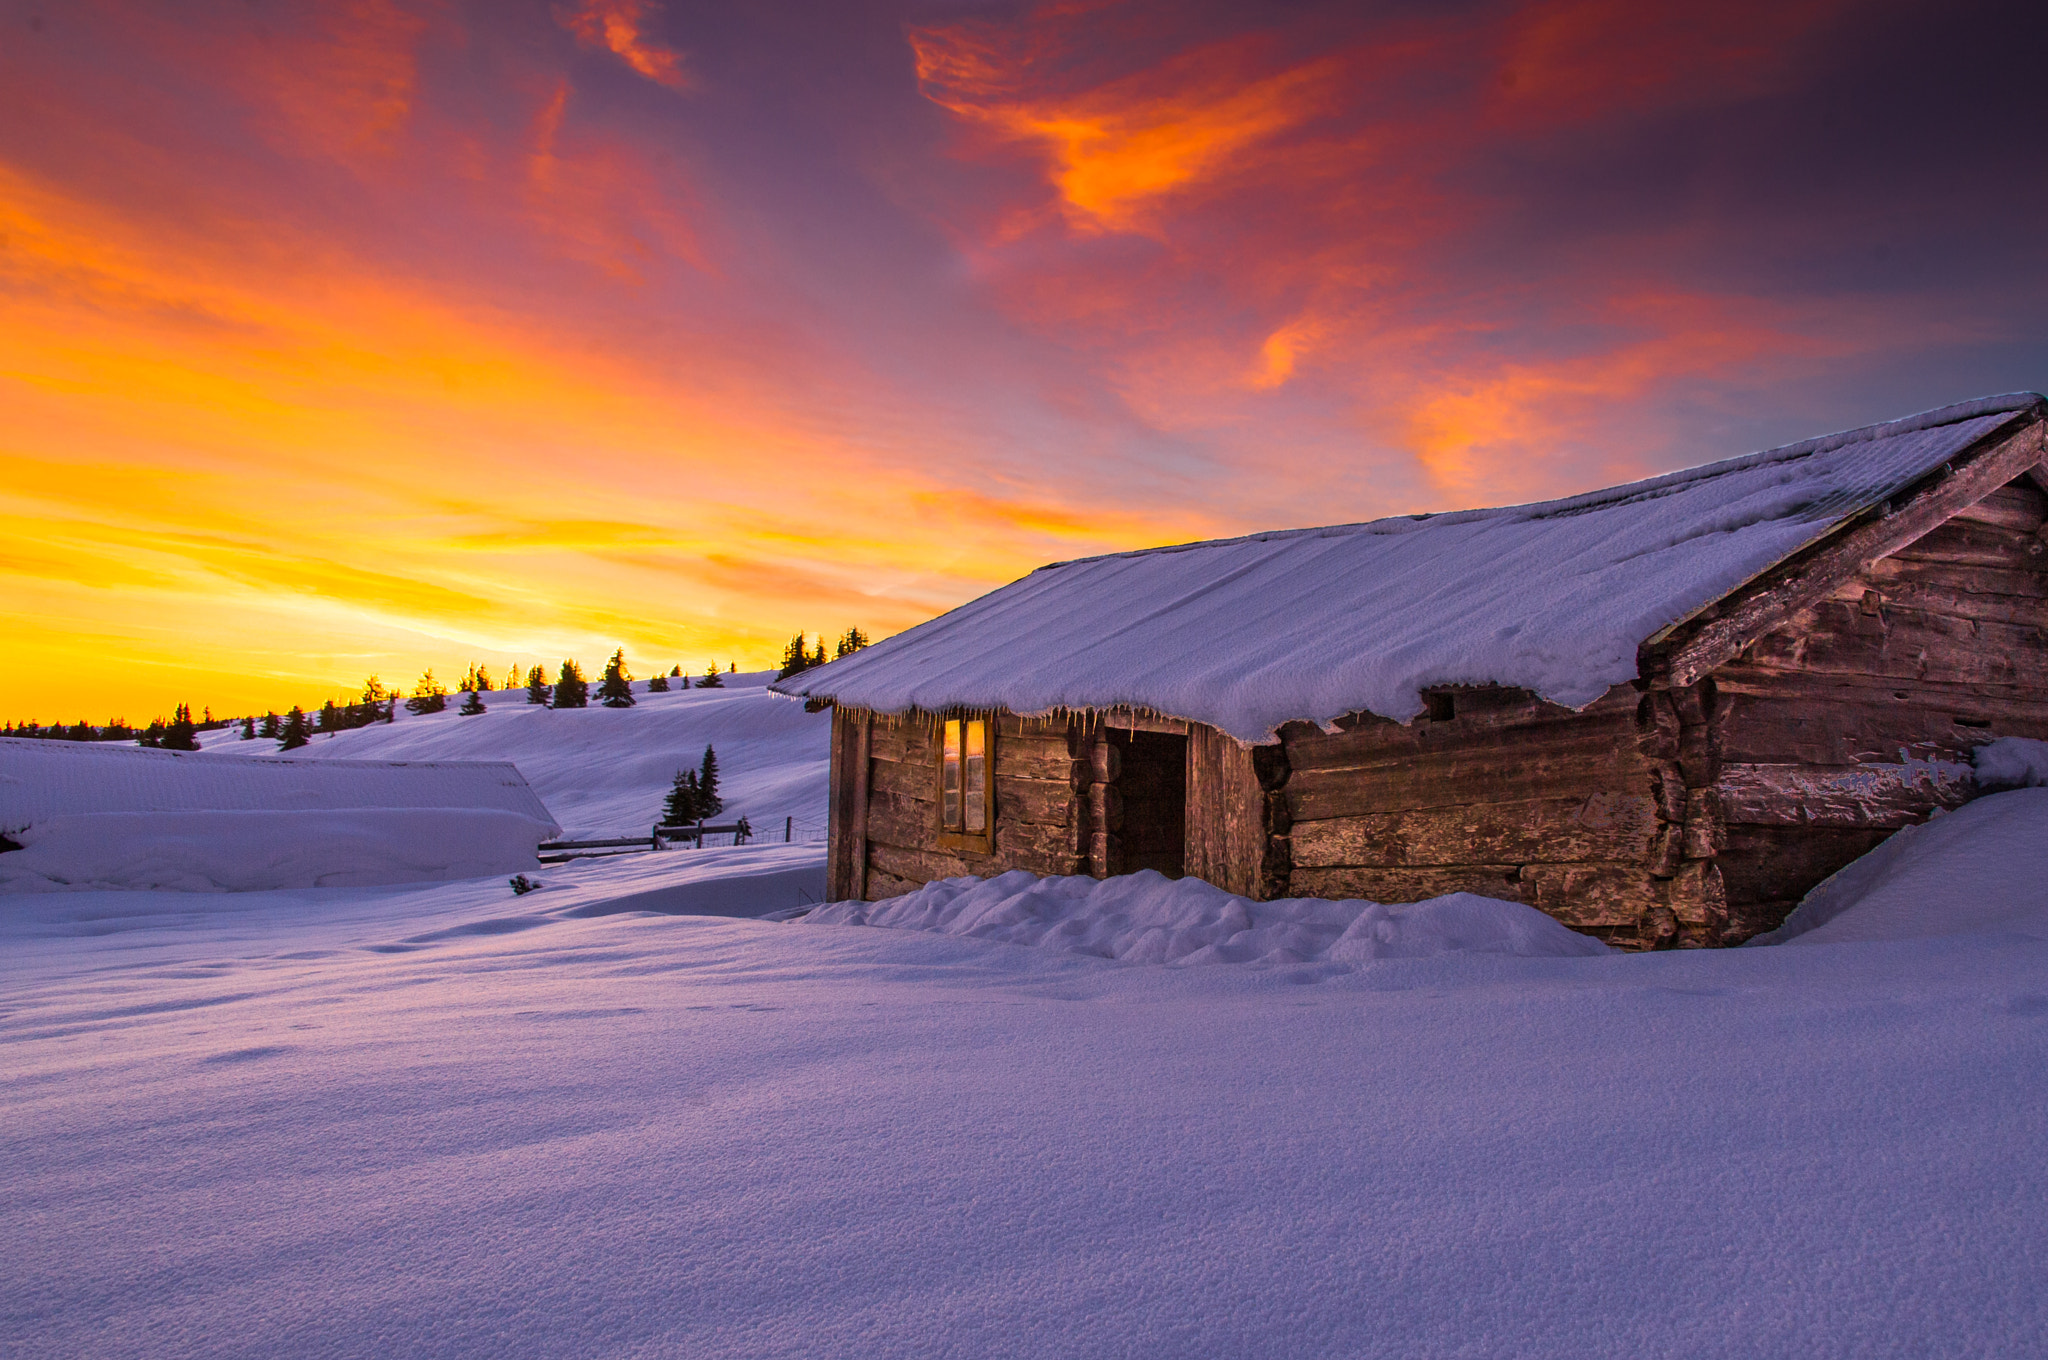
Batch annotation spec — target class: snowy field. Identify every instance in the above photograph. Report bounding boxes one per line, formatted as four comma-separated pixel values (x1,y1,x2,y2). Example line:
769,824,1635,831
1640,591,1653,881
6,789,2048,1357
195,672,829,839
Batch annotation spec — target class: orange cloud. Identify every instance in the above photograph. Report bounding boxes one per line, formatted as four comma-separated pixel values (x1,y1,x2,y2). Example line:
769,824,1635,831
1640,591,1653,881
556,0,689,90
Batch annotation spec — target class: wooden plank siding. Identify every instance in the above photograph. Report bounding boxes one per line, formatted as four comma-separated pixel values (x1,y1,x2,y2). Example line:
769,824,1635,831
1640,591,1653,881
1705,476,2048,938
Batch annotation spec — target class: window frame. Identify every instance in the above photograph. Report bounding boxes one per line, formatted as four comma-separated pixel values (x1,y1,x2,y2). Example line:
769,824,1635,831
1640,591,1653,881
934,715,995,855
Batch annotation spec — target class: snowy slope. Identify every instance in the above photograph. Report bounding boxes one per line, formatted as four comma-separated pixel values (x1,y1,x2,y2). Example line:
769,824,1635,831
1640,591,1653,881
198,673,830,839
781,395,2044,739
5,836,2048,1359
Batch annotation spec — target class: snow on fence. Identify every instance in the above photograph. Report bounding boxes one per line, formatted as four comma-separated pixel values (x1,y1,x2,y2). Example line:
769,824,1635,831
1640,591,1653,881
537,813,827,864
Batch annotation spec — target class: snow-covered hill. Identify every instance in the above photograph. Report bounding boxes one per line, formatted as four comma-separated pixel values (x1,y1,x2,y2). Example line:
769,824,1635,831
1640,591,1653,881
197,673,830,839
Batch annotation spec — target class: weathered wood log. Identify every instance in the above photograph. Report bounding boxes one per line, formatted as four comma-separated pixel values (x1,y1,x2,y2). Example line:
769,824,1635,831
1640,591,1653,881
1291,863,1530,907
1681,787,1726,858
1185,723,1269,898
996,820,1085,874
1651,760,1687,823
1648,823,1683,878
869,755,935,800
1668,860,1728,938
864,868,920,902
868,840,977,886
866,719,931,766
1746,611,2045,688
1635,692,1680,759
1842,580,2048,628
863,789,936,849
1715,689,2024,765
1289,792,1662,869
826,710,861,903
1658,417,2048,687
1859,556,2048,601
1948,481,2047,531
1089,782,1124,833
1889,516,2048,571
1714,760,1973,828
996,776,1077,828
997,736,1075,783
1523,863,1659,929
1718,825,1891,932
1089,830,1122,878
1284,697,1640,777
1287,739,1653,821
1087,740,1121,783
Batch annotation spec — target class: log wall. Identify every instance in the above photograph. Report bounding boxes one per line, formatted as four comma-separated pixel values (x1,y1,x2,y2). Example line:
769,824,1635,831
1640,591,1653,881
1274,684,1691,948
1705,477,2048,937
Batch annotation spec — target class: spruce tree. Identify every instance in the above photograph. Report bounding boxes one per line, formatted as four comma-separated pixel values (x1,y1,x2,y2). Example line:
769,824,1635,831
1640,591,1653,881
697,744,723,817
362,676,386,706
459,687,487,716
241,715,257,740
162,703,199,751
279,706,312,751
318,699,341,735
776,633,811,680
526,664,551,706
259,711,280,739
553,659,588,708
647,673,669,693
597,649,636,707
836,627,870,658
661,768,702,826
404,669,448,715
476,664,493,693
809,639,829,669
669,664,683,677
695,663,723,688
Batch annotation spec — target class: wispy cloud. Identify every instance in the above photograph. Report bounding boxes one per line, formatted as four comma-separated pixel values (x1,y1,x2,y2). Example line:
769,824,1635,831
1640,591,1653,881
555,0,690,91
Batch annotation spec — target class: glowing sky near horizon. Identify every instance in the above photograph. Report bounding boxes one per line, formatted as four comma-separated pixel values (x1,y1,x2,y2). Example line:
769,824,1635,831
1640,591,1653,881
3,0,2044,722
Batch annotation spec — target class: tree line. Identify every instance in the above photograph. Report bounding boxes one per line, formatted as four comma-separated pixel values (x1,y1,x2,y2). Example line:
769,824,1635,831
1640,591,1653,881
7,629,875,752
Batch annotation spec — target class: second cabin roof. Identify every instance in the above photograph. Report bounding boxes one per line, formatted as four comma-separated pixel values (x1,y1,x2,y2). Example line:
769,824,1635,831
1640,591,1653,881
774,393,2047,743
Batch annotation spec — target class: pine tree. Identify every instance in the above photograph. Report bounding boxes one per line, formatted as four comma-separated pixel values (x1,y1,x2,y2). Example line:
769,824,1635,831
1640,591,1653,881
526,664,551,706
647,673,670,693
669,664,683,677
362,676,386,705
776,633,811,680
695,663,723,688
259,711,280,739
318,699,341,735
697,744,723,817
279,706,311,751
241,715,257,740
597,649,636,707
809,639,829,669
459,687,487,716
836,627,870,658
661,768,702,826
553,659,588,708
404,668,448,715
162,703,199,751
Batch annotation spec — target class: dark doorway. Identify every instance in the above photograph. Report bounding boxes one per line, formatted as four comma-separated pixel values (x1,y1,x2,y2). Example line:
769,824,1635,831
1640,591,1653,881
1114,729,1187,878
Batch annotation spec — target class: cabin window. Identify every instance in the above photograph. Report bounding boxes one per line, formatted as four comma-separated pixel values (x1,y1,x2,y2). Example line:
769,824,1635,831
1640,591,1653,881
1426,692,1456,722
939,718,992,846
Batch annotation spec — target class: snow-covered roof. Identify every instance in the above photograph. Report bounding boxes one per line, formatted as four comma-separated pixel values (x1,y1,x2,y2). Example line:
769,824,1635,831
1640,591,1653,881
0,739,560,835
775,394,2046,743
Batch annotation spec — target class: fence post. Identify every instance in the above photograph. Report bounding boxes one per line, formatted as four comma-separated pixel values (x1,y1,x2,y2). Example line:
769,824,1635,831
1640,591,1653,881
785,816,792,843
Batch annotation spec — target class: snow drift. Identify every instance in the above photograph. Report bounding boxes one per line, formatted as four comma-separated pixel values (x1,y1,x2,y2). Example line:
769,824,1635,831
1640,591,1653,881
1753,787,2048,947
0,808,553,893
805,868,1613,964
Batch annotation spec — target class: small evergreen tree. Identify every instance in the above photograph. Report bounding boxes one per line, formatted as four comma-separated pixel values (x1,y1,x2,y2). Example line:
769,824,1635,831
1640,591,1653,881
459,687,487,716
553,659,588,708
669,664,683,677
241,715,257,740
695,663,723,688
809,639,829,669
162,703,199,751
259,711,280,739
404,669,448,715
597,649,635,707
647,673,669,693
317,699,340,735
661,768,702,826
526,664,551,706
836,627,870,658
279,706,312,751
776,633,811,680
697,744,723,817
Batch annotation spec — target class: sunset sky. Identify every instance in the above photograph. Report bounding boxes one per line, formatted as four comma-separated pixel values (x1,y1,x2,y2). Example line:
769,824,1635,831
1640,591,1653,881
4,0,2044,723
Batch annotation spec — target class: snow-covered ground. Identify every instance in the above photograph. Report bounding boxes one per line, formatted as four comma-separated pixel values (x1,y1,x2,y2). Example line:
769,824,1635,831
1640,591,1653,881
196,672,830,839
6,785,2048,1356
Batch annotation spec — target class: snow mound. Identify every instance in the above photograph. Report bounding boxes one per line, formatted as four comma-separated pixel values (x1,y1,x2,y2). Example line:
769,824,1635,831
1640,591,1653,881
1754,788,2048,946
1973,736,2048,789
0,809,552,893
805,868,1612,965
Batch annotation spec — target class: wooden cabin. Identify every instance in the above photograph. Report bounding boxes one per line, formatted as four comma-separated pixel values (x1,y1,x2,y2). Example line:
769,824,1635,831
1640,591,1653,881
776,395,2048,948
